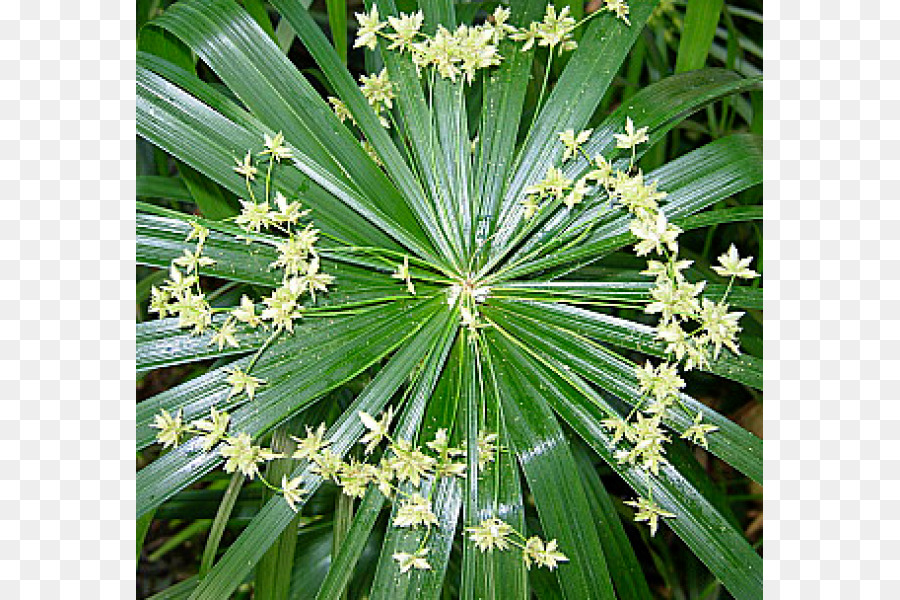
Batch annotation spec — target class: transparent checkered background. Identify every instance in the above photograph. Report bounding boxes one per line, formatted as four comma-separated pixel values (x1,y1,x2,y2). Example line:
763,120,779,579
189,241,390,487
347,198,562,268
0,0,893,596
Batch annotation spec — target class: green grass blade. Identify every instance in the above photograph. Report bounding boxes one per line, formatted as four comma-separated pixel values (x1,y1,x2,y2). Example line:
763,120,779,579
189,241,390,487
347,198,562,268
149,0,442,262
136,207,436,288
135,298,429,450
495,134,762,281
314,488,385,600
461,336,527,600
255,421,309,600
137,175,193,203
492,281,762,311
176,162,238,220
315,316,459,600
148,576,200,600
137,314,265,374
324,0,348,63
483,333,616,600
242,0,278,43
487,0,658,258
571,442,653,600
287,522,338,598
137,62,399,250
488,70,760,274
137,508,157,561
137,298,444,517
367,331,464,600
368,479,462,600
674,0,724,74
418,0,474,258
488,295,761,391
199,471,243,577
472,0,545,257
363,0,466,269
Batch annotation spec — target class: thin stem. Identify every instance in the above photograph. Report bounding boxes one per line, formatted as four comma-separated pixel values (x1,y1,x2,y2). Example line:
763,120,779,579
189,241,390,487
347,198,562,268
264,157,275,204
526,50,553,140
245,175,258,204
199,470,244,578
247,328,281,373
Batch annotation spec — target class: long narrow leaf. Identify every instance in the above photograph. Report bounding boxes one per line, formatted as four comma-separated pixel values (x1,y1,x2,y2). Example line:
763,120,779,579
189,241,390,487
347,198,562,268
484,333,616,600
461,336,528,600
488,0,659,257
137,62,397,250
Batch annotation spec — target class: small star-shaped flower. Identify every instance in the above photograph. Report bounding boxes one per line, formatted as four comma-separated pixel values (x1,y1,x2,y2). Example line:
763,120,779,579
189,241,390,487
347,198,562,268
613,116,649,150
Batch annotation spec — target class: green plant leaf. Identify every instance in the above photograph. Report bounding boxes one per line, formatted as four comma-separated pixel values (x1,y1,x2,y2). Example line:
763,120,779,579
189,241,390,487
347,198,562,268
136,298,423,451
364,0,467,269
324,0,348,63
314,489,385,600
242,0,278,43
488,70,761,272
492,280,762,311
494,134,762,281
461,336,527,600
137,175,194,203
483,332,616,600
255,421,308,600
486,0,659,259
675,0,724,74
472,0,545,255
147,576,200,600
137,2,765,597
570,442,653,600
137,61,398,251
176,162,238,220
268,0,458,265
316,316,460,600
137,313,266,374
367,332,464,600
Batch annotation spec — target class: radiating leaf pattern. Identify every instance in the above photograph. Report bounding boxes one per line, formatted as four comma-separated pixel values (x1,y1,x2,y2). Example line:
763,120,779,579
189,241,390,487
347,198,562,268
137,0,762,598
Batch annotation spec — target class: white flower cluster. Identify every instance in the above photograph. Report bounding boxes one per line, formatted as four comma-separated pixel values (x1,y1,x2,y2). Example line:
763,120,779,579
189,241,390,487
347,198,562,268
359,68,395,127
150,403,505,574
232,132,335,333
148,224,216,335
465,517,569,571
521,118,652,218
355,6,508,83
147,130,345,519
149,406,284,480
544,116,760,376
526,117,761,537
353,2,632,85
149,131,334,355
333,4,633,170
